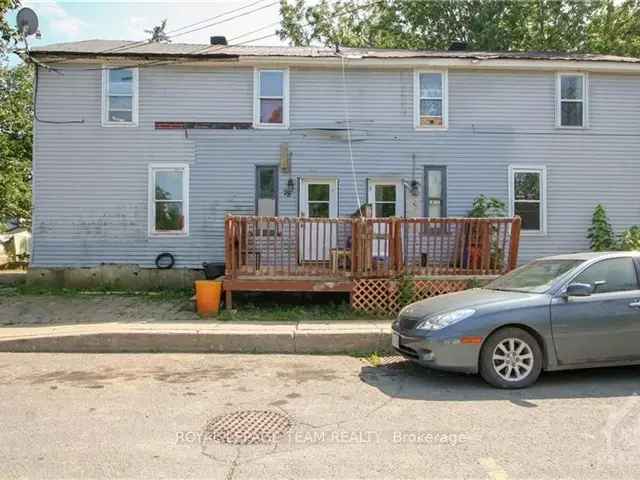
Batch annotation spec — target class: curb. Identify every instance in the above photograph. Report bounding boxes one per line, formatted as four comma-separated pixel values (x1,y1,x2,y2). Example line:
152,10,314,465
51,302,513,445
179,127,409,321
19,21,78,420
0,323,394,355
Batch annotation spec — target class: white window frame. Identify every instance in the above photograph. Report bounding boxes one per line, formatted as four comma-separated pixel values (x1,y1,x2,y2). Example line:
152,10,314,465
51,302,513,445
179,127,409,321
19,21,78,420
148,163,190,237
556,72,588,129
367,178,405,218
253,68,289,129
508,165,547,236
414,69,448,130
101,67,139,127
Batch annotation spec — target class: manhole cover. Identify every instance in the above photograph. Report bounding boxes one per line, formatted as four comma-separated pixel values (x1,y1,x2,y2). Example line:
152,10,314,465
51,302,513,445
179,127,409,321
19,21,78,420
204,410,293,445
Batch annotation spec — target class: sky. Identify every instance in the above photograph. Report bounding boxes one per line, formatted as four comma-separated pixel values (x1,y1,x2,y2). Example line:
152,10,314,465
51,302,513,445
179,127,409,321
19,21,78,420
6,0,287,62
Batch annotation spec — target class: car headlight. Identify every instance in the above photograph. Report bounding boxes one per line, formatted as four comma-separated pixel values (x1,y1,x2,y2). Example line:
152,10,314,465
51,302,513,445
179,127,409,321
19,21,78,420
416,309,476,331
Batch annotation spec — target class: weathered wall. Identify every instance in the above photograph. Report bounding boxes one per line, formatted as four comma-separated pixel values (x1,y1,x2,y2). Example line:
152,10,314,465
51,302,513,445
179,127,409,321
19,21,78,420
32,64,640,268
26,265,204,290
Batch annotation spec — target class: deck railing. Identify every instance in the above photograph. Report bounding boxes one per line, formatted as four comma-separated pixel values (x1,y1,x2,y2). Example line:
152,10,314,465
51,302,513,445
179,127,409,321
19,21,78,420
225,215,521,279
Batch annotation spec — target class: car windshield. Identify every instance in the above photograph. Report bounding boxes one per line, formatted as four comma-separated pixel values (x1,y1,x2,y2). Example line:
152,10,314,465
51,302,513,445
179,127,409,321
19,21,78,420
486,259,584,293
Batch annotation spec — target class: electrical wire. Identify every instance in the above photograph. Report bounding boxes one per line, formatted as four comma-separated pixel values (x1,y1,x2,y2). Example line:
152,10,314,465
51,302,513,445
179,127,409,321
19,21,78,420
340,54,362,212
165,0,270,35
32,51,84,124
168,1,279,41
226,21,280,43
63,0,275,58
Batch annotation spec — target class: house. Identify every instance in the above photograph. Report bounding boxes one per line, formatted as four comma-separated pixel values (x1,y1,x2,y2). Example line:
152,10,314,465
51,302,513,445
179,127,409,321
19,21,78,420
28,40,640,302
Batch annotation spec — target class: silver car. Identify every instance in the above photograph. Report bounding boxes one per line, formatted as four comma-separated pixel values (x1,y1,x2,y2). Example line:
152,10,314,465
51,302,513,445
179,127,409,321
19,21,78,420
391,252,640,389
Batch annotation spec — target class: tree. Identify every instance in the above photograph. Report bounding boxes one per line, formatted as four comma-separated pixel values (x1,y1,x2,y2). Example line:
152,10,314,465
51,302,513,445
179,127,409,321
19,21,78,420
0,1,32,231
1,0,20,58
0,63,32,230
587,0,640,57
278,0,640,56
587,204,615,251
145,19,171,43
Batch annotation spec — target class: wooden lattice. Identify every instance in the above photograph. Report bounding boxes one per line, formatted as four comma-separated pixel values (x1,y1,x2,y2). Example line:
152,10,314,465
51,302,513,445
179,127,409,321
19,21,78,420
352,278,473,315
412,279,469,302
351,279,399,314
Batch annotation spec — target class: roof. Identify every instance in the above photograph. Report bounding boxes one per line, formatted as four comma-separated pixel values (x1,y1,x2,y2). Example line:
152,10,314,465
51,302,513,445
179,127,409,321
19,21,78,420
31,39,640,64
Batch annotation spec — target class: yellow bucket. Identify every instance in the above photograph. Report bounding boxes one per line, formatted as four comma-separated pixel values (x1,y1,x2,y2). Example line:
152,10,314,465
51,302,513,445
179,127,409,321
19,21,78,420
195,280,222,316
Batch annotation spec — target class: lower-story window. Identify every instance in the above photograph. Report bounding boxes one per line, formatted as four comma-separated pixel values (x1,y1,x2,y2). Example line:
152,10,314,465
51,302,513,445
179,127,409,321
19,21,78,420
509,165,546,234
148,163,189,236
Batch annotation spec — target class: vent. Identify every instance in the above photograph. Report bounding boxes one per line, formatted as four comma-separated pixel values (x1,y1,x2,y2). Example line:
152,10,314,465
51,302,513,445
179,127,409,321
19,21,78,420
210,36,228,46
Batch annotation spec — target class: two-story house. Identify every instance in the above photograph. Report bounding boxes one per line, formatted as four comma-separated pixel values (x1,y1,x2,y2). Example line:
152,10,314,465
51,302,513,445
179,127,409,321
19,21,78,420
29,40,640,286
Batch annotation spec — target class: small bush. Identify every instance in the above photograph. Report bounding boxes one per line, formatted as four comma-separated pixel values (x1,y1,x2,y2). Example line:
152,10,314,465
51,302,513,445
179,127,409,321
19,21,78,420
617,226,640,251
396,274,415,308
587,204,615,251
467,195,507,218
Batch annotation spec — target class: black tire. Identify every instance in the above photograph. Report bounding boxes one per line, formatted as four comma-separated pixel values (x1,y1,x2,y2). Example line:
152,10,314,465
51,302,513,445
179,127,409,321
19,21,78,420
479,327,543,389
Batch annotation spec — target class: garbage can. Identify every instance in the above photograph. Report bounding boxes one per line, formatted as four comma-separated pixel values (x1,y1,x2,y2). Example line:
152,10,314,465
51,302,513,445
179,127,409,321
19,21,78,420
195,280,222,316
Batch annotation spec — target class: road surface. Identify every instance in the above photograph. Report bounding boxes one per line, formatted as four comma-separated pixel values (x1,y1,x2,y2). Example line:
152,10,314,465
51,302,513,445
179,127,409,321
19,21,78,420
1,353,639,479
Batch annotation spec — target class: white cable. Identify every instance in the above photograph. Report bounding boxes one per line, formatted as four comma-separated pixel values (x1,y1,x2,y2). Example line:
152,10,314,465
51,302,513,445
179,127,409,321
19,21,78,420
340,54,362,215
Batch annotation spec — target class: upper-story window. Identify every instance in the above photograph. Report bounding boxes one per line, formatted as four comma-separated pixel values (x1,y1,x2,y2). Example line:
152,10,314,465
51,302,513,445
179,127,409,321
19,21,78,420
254,69,289,128
557,73,587,128
414,70,448,130
102,67,139,127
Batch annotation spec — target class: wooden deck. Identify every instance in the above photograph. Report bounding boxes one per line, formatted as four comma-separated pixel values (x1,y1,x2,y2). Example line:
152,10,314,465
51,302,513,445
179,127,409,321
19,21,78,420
223,215,521,309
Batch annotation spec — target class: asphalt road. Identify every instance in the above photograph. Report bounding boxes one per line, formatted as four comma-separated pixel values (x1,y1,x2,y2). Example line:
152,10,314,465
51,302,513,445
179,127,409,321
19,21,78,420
1,353,639,479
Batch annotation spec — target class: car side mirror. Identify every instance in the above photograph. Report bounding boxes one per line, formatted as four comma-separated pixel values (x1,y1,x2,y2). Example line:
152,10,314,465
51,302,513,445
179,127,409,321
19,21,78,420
565,283,594,298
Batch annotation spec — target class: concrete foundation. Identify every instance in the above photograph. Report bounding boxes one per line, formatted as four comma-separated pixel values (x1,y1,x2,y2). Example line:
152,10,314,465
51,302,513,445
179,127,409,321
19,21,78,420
26,265,206,290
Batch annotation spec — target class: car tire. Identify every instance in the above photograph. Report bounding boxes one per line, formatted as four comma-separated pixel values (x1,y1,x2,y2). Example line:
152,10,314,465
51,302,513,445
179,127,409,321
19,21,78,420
479,327,543,389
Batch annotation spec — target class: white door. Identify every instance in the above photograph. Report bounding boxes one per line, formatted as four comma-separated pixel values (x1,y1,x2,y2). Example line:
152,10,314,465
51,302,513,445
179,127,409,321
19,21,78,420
367,180,405,258
299,179,338,262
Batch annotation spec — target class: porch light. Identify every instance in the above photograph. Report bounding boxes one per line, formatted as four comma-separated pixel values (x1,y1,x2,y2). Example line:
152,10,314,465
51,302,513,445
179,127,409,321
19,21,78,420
284,178,295,198
409,180,420,197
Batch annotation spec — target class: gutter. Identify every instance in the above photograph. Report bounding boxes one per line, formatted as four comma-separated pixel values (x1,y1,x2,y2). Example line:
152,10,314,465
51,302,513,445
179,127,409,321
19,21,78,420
29,52,640,74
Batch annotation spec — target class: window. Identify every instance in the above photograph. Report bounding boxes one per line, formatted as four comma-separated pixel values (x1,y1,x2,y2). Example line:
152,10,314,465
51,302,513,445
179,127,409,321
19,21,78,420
573,258,639,294
425,166,447,217
374,185,397,217
254,69,289,128
102,67,138,126
148,164,189,236
414,70,448,129
367,180,404,218
557,73,587,128
308,184,331,218
256,166,278,216
509,166,546,234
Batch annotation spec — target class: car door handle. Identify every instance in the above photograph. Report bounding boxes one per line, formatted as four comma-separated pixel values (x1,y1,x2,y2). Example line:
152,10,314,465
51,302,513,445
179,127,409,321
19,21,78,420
629,301,640,308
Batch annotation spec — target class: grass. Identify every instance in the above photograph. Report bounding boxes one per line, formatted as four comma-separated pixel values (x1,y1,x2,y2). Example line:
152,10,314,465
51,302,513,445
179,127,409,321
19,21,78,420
218,292,390,322
0,287,391,322
0,284,194,300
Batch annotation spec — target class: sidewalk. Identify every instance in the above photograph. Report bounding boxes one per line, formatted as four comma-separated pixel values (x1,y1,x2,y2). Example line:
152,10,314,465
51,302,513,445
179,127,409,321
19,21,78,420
0,320,393,354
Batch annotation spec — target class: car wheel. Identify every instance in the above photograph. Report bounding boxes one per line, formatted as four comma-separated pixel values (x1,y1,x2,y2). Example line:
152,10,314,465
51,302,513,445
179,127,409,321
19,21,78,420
479,327,543,389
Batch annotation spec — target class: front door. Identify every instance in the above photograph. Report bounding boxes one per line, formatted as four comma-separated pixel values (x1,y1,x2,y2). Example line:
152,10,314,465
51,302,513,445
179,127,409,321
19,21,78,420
299,179,338,262
551,257,640,364
367,180,404,257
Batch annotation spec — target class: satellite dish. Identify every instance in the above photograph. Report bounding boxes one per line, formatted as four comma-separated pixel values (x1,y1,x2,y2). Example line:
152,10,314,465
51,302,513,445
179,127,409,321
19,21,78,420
16,7,39,37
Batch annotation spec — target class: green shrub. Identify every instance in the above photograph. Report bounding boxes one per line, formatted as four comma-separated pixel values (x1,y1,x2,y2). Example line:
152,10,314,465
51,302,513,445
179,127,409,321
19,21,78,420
587,204,615,251
617,226,640,251
467,195,507,218
396,274,415,308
